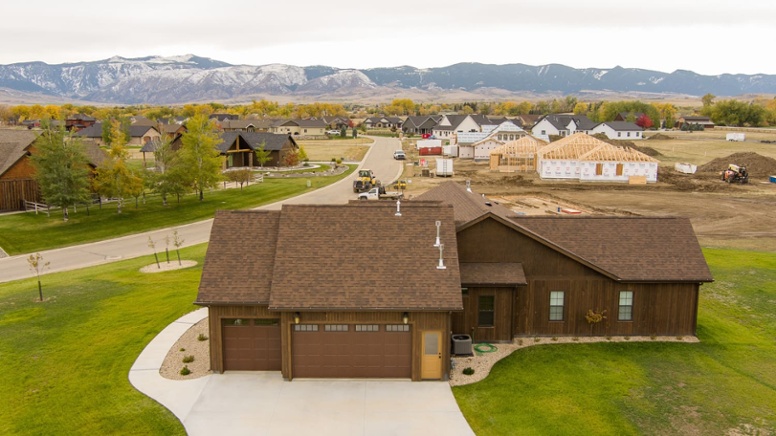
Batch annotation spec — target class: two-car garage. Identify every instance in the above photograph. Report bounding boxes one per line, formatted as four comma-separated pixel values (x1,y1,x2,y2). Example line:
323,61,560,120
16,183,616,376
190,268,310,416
221,319,411,378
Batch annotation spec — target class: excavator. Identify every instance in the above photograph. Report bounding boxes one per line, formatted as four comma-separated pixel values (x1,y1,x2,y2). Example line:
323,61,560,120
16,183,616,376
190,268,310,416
722,164,749,184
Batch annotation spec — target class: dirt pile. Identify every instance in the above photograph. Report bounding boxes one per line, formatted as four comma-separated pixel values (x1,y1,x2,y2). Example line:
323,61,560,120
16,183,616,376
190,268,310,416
647,133,672,140
697,152,776,176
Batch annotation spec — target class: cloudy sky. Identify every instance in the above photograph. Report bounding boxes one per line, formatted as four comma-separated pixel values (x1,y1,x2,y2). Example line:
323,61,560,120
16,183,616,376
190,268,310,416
3,0,774,75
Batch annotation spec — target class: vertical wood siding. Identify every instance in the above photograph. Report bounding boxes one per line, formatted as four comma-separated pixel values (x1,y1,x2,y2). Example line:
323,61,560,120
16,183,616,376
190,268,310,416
458,217,702,338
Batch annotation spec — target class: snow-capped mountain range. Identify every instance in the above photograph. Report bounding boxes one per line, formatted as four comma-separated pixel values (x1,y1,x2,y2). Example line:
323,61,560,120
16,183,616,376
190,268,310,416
0,54,774,104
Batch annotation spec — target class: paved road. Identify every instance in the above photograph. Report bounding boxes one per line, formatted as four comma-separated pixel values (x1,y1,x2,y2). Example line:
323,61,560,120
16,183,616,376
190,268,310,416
0,136,403,284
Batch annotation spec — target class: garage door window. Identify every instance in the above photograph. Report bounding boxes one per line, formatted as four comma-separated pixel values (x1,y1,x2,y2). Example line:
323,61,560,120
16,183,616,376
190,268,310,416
294,324,318,332
386,325,410,332
223,318,249,326
355,325,379,332
324,324,349,332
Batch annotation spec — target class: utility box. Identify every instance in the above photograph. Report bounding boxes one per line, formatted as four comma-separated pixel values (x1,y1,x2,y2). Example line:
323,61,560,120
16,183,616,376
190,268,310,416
451,334,473,355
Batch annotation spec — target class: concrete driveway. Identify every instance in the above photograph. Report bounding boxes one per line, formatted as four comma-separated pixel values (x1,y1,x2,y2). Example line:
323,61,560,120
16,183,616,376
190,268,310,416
130,309,474,436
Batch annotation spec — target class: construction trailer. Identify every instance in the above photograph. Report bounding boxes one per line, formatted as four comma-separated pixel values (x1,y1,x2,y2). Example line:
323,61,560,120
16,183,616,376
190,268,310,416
489,136,548,172
537,133,659,182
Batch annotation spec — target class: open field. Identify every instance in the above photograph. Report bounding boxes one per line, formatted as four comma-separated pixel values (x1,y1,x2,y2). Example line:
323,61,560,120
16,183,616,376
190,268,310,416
296,137,372,162
0,166,354,255
454,248,776,435
400,131,776,253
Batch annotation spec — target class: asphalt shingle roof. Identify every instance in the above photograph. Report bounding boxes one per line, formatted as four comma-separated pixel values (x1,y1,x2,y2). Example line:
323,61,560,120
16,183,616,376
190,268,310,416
460,263,527,286
414,181,516,227
216,131,296,153
0,129,39,177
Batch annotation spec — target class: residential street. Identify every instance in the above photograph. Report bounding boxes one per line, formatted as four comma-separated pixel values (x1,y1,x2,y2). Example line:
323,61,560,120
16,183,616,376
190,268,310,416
0,136,403,284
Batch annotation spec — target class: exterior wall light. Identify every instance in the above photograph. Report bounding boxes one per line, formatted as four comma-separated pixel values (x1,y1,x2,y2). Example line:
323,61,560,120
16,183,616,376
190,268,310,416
402,312,409,324
294,312,300,324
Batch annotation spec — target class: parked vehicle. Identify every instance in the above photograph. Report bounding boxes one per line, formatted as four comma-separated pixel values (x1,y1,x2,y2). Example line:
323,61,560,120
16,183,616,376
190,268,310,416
357,186,403,200
722,164,749,184
353,169,379,192
393,150,406,160
326,129,341,136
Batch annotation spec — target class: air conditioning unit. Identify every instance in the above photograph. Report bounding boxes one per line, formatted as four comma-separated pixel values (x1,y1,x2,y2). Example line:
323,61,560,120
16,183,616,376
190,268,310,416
451,334,473,355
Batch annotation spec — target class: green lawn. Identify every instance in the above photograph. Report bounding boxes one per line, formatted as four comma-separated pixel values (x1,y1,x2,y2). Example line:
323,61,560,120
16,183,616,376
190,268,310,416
0,245,207,435
453,248,776,435
0,166,354,255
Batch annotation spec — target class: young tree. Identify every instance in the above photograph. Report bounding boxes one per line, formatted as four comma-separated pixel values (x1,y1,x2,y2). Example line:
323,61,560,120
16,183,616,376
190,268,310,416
147,136,187,206
27,253,50,302
30,124,92,221
178,114,223,201
255,140,272,168
94,120,143,213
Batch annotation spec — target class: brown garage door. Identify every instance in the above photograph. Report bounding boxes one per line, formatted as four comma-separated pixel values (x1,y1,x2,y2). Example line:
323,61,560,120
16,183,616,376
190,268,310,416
292,324,411,378
223,318,281,371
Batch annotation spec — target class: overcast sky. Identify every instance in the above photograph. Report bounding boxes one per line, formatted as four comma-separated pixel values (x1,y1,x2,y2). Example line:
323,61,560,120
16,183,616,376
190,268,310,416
3,0,774,75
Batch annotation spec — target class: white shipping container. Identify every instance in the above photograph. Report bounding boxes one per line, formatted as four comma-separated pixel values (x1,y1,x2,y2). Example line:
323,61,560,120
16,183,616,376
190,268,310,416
435,158,454,177
726,133,745,142
674,162,697,174
443,145,459,157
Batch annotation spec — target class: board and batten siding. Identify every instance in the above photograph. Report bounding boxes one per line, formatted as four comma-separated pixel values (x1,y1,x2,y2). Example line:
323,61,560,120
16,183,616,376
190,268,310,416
206,307,451,381
452,287,515,343
457,217,701,338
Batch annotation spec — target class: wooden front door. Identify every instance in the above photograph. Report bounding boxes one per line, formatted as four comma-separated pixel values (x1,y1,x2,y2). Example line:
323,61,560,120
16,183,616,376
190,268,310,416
421,330,442,379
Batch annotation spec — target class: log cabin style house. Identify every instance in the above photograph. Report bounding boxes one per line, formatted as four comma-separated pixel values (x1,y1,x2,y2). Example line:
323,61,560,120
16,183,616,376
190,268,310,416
196,182,712,381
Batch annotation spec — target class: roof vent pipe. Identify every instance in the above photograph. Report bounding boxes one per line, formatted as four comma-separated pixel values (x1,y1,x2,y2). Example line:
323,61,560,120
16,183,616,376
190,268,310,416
466,179,472,193
434,220,441,247
436,243,446,270
395,199,402,217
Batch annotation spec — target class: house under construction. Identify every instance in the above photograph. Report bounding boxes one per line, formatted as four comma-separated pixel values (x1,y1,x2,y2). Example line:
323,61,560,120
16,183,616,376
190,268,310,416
537,133,659,183
489,135,548,173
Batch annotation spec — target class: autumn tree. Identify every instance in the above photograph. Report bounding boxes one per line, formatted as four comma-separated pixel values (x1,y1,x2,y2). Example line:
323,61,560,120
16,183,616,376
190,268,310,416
147,136,186,205
178,114,223,201
94,120,143,213
255,141,272,168
708,100,766,127
636,113,654,129
30,124,93,221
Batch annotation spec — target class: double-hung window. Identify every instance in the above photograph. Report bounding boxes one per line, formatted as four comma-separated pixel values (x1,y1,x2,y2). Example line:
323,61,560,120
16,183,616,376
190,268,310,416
549,291,565,321
619,291,634,321
478,296,495,327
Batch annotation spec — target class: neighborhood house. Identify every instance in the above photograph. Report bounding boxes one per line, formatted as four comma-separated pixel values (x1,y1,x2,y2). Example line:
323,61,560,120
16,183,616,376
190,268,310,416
196,182,712,381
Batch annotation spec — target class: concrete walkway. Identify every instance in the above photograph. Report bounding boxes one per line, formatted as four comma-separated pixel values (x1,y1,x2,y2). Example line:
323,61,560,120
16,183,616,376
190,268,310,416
129,309,474,436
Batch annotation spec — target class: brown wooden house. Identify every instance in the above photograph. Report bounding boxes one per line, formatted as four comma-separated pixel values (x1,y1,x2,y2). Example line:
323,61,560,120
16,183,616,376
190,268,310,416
196,182,712,381
0,129,106,211
417,182,713,341
216,131,298,168
197,202,462,381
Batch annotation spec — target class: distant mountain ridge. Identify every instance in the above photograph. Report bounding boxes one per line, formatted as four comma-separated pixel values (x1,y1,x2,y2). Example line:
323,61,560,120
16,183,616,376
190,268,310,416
0,54,774,104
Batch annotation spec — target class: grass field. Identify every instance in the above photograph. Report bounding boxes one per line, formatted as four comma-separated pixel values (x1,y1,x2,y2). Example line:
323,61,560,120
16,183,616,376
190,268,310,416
643,130,776,166
0,166,354,255
453,248,776,435
0,246,207,435
296,137,372,162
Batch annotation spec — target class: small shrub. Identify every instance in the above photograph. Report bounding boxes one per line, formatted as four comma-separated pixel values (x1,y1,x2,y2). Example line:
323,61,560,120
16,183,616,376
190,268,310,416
180,366,191,376
534,337,541,343
462,367,475,376
572,336,579,342
551,336,558,342
623,336,631,341
517,339,523,346
179,347,185,352
606,336,612,341
182,355,194,363
197,333,208,341
676,336,684,341
650,335,657,341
